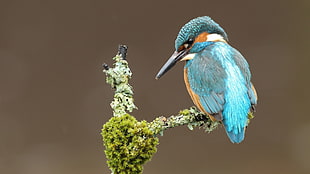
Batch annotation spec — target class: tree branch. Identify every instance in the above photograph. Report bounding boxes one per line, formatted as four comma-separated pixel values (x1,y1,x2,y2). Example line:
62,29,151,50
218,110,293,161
101,45,219,174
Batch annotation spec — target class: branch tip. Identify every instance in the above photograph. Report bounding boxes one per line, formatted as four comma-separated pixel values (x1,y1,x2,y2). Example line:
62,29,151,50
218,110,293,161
102,63,110,70
118,45,128,60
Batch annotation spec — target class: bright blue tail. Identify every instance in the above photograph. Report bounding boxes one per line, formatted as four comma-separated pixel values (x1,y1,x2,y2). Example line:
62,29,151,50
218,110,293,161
225,128,245,144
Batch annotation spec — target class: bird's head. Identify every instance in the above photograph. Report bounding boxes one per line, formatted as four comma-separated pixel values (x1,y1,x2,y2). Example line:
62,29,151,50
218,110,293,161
156,16,228,79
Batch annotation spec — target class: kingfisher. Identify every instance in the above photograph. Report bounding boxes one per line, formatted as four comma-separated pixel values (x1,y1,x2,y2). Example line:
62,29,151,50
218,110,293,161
156,16,257,143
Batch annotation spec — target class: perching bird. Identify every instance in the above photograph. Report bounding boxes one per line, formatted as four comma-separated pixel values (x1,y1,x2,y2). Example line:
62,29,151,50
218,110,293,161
156,16,257,143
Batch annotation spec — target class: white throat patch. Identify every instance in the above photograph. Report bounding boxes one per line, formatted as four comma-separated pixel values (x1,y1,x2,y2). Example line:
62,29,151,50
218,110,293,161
180,53,196,61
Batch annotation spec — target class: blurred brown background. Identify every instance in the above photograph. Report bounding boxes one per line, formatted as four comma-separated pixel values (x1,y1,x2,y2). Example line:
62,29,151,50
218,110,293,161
0,0,309,174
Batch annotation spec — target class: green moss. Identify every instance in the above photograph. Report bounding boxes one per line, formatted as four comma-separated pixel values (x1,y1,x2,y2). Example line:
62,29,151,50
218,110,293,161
102,114,159,174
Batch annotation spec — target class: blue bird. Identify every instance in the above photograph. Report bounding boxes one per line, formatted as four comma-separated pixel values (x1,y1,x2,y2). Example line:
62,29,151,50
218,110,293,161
156,16,257,143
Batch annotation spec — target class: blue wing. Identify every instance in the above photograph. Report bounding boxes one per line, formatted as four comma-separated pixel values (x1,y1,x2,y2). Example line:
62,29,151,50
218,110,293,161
185,50,226,118
185,42,256,143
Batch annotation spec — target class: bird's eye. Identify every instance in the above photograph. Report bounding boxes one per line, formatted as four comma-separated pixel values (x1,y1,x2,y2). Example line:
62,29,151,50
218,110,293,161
187,38,194,45
184,38,194,49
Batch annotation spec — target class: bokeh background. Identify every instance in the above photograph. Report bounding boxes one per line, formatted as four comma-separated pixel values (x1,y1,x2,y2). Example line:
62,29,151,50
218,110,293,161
0,0,309,174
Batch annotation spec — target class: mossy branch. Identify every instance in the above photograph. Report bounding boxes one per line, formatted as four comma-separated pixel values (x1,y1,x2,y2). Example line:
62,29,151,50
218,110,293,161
101,45,219,174
102,45,137,117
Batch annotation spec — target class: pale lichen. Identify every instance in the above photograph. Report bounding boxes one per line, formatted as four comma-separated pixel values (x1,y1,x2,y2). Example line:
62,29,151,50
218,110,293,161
103,53,137,117
149,106,220,136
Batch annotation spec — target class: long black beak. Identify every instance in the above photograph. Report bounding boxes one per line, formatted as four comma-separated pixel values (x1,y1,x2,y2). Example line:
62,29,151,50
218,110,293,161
155,49,188,79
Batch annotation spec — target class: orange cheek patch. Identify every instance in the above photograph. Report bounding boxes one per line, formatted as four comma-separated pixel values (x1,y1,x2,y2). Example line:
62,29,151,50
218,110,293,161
194,32,209,43
178,45,185,52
